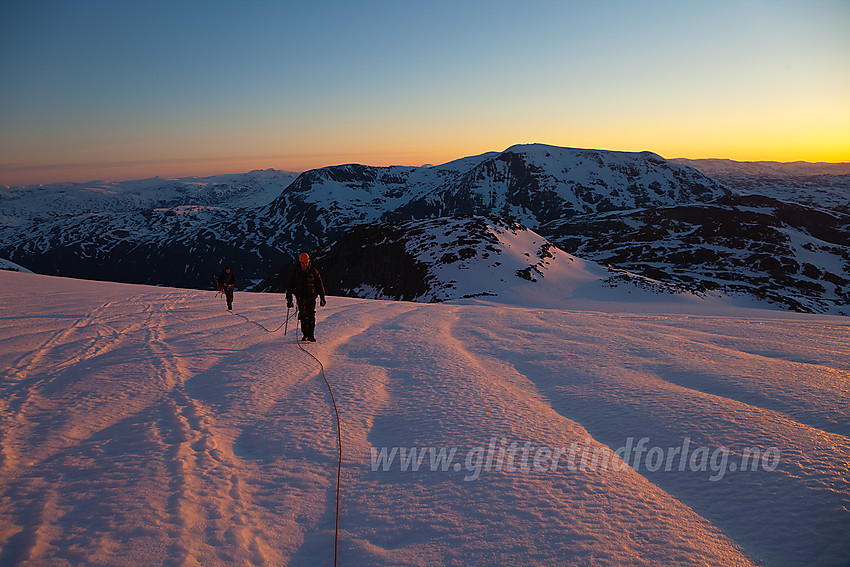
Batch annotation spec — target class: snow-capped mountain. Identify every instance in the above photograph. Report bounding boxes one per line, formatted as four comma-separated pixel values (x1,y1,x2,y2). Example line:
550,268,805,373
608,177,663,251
0,170,300,288
260,209,848,315
254,147,849,314
671,158,850,178
260,144,728,240
1,145,847,314
0,145,727,286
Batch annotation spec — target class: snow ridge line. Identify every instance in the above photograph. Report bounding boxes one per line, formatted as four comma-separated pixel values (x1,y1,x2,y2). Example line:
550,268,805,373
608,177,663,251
605,318,850,439
646,366,850,441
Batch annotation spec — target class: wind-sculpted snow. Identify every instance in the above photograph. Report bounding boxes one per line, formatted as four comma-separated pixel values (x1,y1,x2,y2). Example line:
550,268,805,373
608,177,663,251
1,271,848,566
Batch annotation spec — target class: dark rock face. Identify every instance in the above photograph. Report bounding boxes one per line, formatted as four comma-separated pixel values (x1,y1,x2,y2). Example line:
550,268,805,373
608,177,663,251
256,221,432,301
313,225,431,301
0,209,289,289
258,216,538,302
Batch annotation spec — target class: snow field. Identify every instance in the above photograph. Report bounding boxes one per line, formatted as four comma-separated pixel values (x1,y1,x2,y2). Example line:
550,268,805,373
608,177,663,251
0,270,847,566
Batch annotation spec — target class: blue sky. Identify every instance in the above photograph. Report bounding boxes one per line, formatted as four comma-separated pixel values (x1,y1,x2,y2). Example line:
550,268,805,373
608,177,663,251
1,0,848,185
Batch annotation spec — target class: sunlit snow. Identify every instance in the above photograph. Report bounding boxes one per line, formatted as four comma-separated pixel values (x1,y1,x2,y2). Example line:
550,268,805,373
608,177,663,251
0,270,847,566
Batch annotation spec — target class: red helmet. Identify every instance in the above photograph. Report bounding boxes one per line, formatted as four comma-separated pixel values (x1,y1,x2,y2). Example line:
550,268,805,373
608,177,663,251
299,253,310,263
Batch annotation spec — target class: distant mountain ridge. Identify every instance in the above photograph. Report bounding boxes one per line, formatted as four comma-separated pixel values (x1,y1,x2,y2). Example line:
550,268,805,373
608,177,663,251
263,144,728,233
1,144,847,314
671,158,850,215
0,169,300,226
671,158,850,177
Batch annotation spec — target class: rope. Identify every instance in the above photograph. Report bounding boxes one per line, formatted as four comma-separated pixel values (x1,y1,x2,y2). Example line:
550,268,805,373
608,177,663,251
294,315,342,567
230,308,294,333
228,304,342,566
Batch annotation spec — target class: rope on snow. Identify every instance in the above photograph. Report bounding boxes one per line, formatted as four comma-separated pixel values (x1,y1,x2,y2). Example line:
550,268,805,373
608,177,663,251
228,305,342,566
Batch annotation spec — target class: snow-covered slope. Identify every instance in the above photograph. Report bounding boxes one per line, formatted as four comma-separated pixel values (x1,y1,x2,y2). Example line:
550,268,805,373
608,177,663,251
0,257,31,273
1,271,848,566
259,210,848,316
290,216,719,310
549,198,850,315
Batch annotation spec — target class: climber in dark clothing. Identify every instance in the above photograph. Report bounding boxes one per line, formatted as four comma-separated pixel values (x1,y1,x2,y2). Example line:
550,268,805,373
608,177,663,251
215,266,237,310
286,253,326,342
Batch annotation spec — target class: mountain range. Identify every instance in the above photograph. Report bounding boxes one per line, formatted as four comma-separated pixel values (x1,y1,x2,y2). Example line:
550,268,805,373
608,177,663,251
1,144,847,314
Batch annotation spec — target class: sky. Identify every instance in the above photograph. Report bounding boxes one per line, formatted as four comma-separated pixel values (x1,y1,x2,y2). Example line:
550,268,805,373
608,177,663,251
1,0,848,186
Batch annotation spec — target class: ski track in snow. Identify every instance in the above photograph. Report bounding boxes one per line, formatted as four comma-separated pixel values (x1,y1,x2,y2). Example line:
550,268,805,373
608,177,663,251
0,271,848,566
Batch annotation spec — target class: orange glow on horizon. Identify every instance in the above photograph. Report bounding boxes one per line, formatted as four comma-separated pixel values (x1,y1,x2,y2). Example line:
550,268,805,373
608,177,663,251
2,141,848,187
